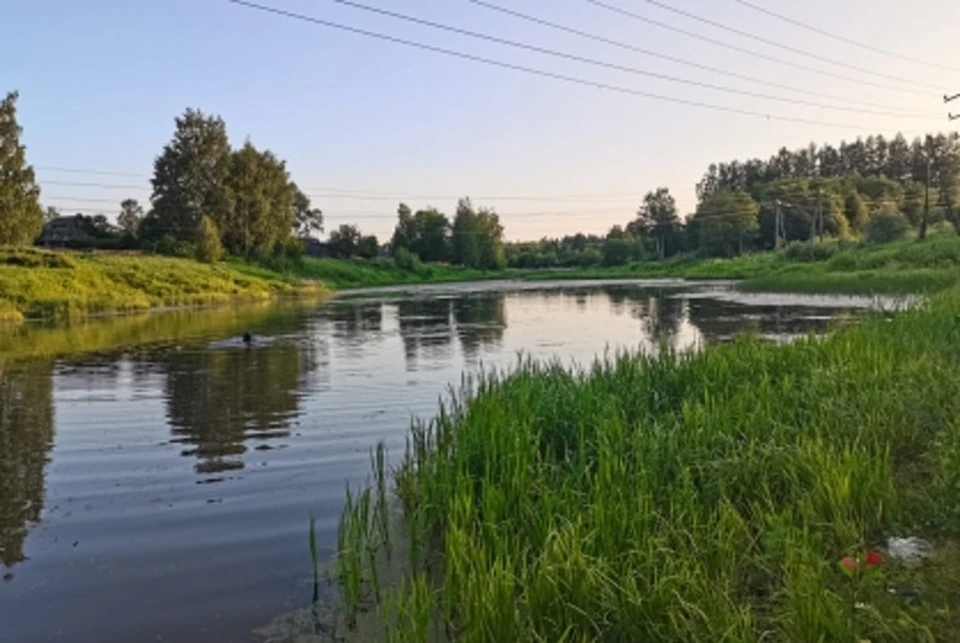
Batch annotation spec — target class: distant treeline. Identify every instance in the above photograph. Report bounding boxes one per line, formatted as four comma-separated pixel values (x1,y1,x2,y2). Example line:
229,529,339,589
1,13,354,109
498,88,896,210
506,132,960,268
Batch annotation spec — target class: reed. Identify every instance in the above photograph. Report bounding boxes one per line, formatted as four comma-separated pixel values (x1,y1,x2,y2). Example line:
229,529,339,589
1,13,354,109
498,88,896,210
343,287,960,641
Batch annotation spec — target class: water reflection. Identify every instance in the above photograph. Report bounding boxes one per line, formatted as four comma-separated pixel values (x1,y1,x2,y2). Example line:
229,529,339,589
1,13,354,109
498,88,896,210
0,282,893,642
165,345,305,474
0,361,54,567
397,298,455,366
453,295,506,359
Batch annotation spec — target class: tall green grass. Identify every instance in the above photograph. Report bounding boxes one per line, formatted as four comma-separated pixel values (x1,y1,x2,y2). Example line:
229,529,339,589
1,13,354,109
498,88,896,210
231,256,501,290
0,248,323,321
339,288,960,641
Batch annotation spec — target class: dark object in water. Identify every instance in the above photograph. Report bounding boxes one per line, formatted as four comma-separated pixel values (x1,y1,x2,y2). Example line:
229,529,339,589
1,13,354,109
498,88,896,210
242,332,253,346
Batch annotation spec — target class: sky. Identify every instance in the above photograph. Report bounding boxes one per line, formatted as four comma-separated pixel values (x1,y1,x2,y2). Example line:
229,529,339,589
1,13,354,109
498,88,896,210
7,0,960,241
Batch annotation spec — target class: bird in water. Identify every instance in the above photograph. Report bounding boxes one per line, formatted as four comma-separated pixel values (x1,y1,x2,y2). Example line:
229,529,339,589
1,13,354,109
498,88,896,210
242,332,253,346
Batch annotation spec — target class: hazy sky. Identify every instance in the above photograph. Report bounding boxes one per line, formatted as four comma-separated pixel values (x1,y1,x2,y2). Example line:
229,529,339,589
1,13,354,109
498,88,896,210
8,0,960,241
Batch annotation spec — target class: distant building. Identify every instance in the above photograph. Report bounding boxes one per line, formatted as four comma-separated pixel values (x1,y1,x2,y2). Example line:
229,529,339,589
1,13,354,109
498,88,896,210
302,237,330,258
36,215,92,247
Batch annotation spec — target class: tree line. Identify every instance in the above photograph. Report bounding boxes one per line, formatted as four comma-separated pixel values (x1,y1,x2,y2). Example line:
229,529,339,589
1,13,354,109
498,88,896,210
507,132,960,268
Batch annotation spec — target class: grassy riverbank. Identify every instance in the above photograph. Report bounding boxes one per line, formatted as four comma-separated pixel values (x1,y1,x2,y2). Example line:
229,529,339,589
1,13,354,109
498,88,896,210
526,235,960,295
339,287,960,641
0,248,325,322
229,256,502,290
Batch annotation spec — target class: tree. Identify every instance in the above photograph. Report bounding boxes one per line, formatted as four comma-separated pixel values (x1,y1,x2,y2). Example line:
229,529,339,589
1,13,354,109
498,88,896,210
392,204,451,262
864,204,910,245
195,215,223,263
602,225,636,266
44,206,60,223
693,190,759,257
356,234,380,259
328,224,361,258
451,198,504,270
0,91,44,246
146,108,231,244
291,184,323,238
632,187,680,258
843,192,869,232
117,199,144,237
221,142,295,256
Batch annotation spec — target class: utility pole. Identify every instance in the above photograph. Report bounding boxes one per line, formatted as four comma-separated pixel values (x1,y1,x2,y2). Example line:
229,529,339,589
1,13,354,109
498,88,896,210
816,187,824,241
774,199,784,249
924,160,931,238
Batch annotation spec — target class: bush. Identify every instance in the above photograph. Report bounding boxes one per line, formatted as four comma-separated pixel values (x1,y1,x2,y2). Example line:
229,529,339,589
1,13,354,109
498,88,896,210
864,208,911,245
194,216,223,263
784,241,838,263
394,247,419,272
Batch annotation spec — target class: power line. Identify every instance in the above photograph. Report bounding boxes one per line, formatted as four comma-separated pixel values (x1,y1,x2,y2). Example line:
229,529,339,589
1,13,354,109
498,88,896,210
224,0,922,132
581,0,935,97
36,167,691,200
732,0,960,74
629,0,941,91
323,0,937,120
465,0,938,116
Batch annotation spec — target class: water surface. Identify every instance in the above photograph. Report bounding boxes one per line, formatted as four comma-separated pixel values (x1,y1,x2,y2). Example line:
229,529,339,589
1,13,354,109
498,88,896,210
0,280,899,642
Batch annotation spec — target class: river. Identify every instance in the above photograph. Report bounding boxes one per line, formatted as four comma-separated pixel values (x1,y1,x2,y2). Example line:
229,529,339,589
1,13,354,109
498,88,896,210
0,279,902,642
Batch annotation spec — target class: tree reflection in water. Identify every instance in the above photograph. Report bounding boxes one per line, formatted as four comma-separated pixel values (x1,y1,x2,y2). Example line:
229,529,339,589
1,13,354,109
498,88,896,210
0,360,54,568
165,343,304,475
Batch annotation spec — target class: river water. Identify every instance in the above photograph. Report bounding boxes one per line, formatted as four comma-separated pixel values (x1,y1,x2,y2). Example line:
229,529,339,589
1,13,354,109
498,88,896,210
0,280,899,642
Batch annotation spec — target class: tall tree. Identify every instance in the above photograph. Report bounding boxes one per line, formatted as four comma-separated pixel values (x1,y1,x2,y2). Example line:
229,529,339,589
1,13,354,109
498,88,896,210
221,142,295,256
392,205,451,262
451,199,504,270
328,224,362,258
146,108,231,243
291,184,323,238
632,187,680,258
117,198,144,237
0,91,44,246
693,190,759,257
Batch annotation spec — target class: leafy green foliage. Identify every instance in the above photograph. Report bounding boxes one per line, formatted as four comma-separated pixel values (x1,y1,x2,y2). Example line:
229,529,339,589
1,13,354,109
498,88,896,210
0,92,43,246
145,108,232,244
451,198,505,270
693,189,759,256
220,142,294,256
392,204,451,263
328,224,361,259
194,215,223,264
356,234,379,260
865,205,911,245
291,183,323,239
631,187,680,258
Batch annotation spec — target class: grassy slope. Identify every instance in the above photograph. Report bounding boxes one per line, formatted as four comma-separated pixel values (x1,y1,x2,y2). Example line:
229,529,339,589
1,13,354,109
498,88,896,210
341,287,960,642
229,256,503,290
0,248,323,321
526,234,960,294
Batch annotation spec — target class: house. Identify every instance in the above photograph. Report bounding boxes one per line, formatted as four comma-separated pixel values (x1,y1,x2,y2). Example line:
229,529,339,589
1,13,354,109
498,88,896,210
302,237,330,258
36,215,93,247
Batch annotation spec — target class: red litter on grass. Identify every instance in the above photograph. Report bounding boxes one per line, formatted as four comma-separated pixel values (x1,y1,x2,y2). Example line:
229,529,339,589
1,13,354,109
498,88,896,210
865,551,884,567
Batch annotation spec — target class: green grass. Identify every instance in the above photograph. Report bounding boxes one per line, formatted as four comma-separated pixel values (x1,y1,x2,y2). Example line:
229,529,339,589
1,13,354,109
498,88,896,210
0,248,324,321
230,256,503,290
527,235,960,295
338,287,960,642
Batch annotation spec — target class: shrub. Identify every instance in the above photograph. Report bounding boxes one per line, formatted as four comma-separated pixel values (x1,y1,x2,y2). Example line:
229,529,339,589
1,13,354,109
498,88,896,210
194,216,223,263
864,207,911,245
784,241,838,263
393,246,419,272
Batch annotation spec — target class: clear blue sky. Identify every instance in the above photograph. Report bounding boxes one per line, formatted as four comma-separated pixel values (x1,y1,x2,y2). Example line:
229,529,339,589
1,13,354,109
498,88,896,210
8,0,960,241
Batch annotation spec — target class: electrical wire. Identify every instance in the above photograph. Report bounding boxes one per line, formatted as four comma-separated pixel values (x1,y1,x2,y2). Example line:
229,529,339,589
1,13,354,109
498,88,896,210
581,0,937,96
326,0,937,119
628,0,942,90
224,0,922,131
465,0,938,116
732,0,960,74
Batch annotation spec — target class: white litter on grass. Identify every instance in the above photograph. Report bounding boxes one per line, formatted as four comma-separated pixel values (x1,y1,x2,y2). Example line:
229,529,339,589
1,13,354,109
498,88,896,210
887,537,934,567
